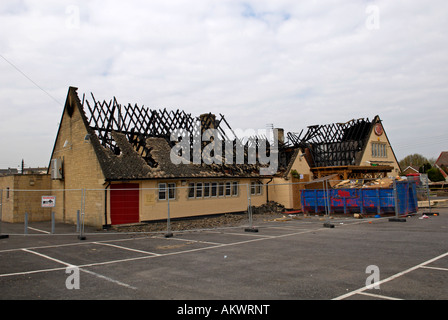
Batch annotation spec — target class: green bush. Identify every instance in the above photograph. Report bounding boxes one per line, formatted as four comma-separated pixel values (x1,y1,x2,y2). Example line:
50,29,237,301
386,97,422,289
427,167,445,182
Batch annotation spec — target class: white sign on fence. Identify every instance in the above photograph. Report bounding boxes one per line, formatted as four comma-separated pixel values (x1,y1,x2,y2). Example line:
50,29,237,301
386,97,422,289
42,196,56,208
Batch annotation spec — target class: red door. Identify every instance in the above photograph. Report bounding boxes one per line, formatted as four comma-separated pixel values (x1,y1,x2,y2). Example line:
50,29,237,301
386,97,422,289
110,183,140,225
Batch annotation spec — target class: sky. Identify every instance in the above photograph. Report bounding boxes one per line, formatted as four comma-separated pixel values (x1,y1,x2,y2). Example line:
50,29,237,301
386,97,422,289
1,0,447,169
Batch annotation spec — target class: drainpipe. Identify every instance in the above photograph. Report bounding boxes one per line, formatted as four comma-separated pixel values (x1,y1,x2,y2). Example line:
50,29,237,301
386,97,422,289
266,177,273,203
103,182,111,230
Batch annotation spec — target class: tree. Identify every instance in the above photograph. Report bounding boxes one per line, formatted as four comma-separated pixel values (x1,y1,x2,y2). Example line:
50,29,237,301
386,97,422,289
427,167,445,182
419,163,432,173
399,154,429,169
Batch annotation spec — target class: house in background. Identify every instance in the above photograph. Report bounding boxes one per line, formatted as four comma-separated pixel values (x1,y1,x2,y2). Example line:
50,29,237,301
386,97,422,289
434,151,448,182
401,165,420,176
0,168,18,176
435,151,448,172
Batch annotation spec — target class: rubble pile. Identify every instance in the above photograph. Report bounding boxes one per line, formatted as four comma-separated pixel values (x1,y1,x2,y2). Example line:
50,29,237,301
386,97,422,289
333,176,405,189
251,201,286,215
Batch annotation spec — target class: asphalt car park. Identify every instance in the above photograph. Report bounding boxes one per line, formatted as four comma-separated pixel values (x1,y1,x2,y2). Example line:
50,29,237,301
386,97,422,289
0,208,447,302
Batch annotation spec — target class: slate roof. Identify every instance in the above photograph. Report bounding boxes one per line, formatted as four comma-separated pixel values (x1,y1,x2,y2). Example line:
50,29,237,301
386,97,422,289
63,87,280,181
94,132,266,180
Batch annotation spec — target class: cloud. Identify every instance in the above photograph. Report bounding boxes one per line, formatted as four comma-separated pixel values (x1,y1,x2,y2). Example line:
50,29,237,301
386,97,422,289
0,0,447,167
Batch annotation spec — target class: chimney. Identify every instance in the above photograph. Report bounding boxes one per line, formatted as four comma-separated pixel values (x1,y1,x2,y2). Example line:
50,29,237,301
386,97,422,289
276,128,284,145
200,113,216,132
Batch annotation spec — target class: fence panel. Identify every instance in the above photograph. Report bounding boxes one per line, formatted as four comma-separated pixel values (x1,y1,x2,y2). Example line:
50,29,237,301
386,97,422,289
0,177,423,238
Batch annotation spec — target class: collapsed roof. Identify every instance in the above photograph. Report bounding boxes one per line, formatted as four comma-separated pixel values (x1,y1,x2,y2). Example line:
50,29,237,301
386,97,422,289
76,89,290,180
287,118,377,167
59,87,388,181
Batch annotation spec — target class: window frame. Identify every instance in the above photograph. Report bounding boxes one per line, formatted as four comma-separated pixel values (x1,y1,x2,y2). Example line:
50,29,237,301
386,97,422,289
159,183,176,201
188,182,195,199
196,182,203,198
232,181,239,197
251,180,263,195
204,182,210,198
371,142,387,158
225,182,232,196
218,182,225,197
211,182,218,197
158,183,167,201
168,183,176,200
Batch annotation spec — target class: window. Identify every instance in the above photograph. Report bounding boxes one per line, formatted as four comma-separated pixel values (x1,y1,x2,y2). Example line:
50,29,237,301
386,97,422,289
168,183,176,200
251,180,263,195
158,183,167,200
159,183,176,200
257,182,262,195
188,183,195,198
251,182,256,195
232,182,239,196
187,181,239,199
6,187,10,199
196,183,203,198
218,182,225,197
204,183,210,198
225,182,231,196
372,143,387,158
211,182,217,197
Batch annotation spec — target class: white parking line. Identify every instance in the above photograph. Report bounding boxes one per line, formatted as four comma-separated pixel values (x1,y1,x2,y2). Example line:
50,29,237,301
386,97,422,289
357,292,403,300
81,268,137,290
156,236,224,245
22,249,71,266
20,248,137,290
0,227,326,278
333,252,448,300
205,230,276,238
27,227,50,234
420,265,448,272
5,219,443,299
93,242,160,256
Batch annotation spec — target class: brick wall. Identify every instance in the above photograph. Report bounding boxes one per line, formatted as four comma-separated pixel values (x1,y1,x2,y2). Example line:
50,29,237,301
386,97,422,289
49,92,106,227
0,174,51,223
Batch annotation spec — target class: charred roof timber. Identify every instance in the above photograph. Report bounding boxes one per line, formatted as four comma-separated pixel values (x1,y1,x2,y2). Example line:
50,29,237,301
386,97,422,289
78,89,381,179
287,118,374,167
82,93,289,177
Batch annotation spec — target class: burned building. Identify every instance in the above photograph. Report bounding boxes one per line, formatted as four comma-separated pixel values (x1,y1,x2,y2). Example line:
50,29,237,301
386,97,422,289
287,117,400,179
46,87,302,227
1,86,400,227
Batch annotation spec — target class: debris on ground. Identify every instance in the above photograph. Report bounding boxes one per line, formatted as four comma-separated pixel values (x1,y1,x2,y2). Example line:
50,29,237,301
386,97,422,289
251,201,285,214
113,202,286,233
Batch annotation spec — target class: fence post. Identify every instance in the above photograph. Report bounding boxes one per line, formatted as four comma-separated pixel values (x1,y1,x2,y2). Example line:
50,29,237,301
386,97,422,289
51,211,55,234
76,210,80,233
245,183,258,233
423,175,439,216
389,180,406,222
78,189,86,240
24,212,28,235
323,179,334,228
0,189,8,239
165,188,173,238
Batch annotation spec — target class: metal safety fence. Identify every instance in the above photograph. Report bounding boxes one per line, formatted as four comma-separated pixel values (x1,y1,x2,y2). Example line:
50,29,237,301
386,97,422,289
0,176,436,239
